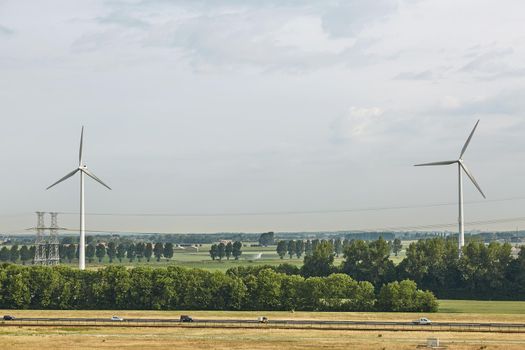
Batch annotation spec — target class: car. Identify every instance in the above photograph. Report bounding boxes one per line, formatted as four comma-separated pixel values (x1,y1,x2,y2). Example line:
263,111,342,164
257,316,268,323
412,317,432,325
3,315,15,321
111,316,124,321
180,315,193,322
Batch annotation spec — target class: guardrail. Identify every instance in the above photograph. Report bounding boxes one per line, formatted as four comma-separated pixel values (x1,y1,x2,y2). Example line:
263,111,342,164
2,318,525,333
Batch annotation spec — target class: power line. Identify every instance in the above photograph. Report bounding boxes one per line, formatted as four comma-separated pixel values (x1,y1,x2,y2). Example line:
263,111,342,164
18,215,525,236
51,195,525,218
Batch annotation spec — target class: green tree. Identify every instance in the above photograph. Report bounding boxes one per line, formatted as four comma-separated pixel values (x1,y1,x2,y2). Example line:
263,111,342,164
218,243,226,261
341,237,396,287
66,244,76,263
116,243,126,263
59,244,67,262
209,244,218,260
295,240,305,258
0,246,10,262
106,242,117,263
153,243,163,262
392,238,403,257
135,242,145,262
127,243,136,262
144,243,153,262
287,240,296,259
377,279,438,312
96,243,106,263
334,238,343,257
86,244,95,263
19,245,31,265
304,240,313,257
225,242,233,260
9,245,19,263
163,243,174,261
301,240,335,277
232,241,242,260
258,232,275,247
276,240,287,259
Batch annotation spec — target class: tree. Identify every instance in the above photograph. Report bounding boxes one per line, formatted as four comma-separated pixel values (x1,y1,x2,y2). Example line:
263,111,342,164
225,242,233,260
287,240,296,259
96,243,106,263
29,246,36,263
304,240,313,257
217,243,226,261
127,243,136,262
276,240,287,259
116,243,126,263
59,244,67,262
9,245,19,263
135,242,145,262
334,238,343,257
258,232,275,247
66,244,76,263
86,244,96,263
144,243,153,262
163,243,174,261
107,242,117,263
153,243,163,262
232,241,242,260
19,246,31,265
301,240,335,277
392,238,403,257
341,238,396,287
295,240,305,258
209,244,218,260
377,280,438,312
0,246,10,262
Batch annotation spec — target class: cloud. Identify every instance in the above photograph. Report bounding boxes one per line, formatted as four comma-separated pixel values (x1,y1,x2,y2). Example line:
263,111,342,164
0,24,13,36
394,69,435,80
460,47,525,80
332,106,385,141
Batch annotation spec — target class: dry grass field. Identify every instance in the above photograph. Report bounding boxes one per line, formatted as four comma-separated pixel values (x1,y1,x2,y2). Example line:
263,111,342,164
2,308,525,349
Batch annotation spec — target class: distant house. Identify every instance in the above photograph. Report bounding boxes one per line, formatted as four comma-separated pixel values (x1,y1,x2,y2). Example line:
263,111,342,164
219,240,232,245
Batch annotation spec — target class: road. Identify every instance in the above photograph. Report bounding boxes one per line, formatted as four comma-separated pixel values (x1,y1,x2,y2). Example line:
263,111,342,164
3,317,525,333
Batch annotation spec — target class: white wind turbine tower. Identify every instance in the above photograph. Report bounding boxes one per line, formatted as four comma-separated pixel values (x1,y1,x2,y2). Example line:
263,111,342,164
415,120,485,255
47,127,111,270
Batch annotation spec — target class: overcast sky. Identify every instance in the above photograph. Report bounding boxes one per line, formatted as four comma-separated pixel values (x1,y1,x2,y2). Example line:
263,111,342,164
1,0,525,234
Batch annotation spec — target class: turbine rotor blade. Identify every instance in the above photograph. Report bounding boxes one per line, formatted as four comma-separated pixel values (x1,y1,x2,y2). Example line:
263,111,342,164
79,126,84,166
460,119,480,159
82,168,112,190
414,160,457,166
460,162,486,199
46,169,79,190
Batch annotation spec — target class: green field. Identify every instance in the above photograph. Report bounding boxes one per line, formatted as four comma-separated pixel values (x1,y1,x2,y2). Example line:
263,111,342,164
58,243,400,271
439,299,525,314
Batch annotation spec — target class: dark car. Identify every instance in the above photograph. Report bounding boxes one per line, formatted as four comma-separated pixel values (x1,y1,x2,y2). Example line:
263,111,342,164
180,315,193,322
3,315,15,321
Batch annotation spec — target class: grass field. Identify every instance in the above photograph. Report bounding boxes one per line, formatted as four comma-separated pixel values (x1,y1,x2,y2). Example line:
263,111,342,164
2,304,525,350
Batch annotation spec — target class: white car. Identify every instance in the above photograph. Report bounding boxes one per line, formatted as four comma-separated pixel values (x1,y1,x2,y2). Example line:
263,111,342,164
111,315,124,321
412,317,432,325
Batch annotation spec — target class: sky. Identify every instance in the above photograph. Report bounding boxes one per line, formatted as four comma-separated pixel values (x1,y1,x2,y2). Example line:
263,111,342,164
1,0,525,234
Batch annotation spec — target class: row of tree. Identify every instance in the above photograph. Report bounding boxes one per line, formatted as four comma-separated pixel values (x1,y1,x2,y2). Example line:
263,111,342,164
209,241,242,260
276,238,403,259
0,242,177,264
0,263,436,312
291,237,525,300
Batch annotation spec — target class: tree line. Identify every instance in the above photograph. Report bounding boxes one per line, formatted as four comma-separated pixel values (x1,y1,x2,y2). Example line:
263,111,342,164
276,238,403,260
0,263,436,312
209,241,242,260
274,237,525,300
0,242,177,264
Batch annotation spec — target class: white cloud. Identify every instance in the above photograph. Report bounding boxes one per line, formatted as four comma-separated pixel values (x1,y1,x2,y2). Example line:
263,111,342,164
332,106,385,141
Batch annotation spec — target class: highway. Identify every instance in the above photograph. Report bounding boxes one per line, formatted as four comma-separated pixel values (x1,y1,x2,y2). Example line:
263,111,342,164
3,317,525,333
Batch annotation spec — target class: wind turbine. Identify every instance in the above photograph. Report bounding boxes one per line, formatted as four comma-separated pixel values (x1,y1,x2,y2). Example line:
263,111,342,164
415,120,485,255
47,127,111,270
